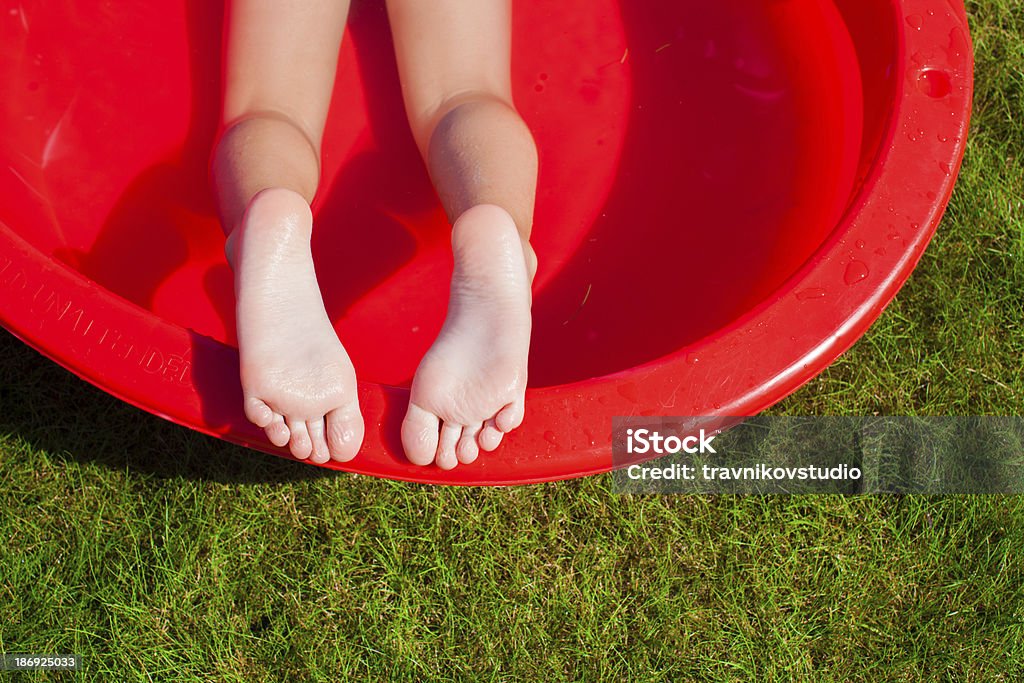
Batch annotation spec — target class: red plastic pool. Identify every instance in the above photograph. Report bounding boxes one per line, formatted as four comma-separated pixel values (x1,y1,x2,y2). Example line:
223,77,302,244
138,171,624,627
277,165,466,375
0,0,972,483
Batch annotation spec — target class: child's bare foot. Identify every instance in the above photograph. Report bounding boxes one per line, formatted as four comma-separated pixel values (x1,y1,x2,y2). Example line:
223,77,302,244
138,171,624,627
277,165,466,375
401,204,532,470
231,188,363,463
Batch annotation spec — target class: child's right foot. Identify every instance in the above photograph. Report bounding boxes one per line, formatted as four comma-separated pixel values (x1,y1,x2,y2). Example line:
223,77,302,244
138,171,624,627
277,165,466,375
231,188,363,463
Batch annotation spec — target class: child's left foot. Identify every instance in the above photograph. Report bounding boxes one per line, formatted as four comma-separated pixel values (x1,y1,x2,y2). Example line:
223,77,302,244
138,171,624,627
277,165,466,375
402,204,533,470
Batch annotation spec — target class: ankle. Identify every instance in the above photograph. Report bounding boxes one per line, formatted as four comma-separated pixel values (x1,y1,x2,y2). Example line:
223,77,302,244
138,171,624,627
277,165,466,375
225,228,240,270
521,239,538,283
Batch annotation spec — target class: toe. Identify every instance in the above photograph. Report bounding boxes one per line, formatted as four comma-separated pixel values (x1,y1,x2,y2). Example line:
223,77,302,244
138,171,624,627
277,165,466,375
265,413,290,448
306,418,330,464
437,423,462,471
326,405,363,463
457,424,481,465
244,396,274,428
478,418,504,452
402,403,440,466
495,401,525,433
286,417,313,460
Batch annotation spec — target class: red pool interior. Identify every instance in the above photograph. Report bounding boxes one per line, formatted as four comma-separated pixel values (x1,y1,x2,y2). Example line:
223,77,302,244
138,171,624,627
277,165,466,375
0,0,972,483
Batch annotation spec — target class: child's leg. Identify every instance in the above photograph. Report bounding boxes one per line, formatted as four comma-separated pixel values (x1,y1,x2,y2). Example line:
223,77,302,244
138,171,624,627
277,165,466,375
386,0,538,470
211,0,363,463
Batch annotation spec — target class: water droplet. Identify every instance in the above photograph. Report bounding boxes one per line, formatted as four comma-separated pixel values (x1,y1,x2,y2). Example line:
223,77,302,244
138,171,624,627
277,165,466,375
844,260,869,285
917,69,952,98
939,161,951,175
910,222,920,230
685,354,699,365
534,84,544,92
544,430,559,446
874,247,886,256
906,14,923,30
937,133,949,143
583,428,596,447
539,73,549,81
796,287,827,301
926,191,936,200
856,239,865,249
571,410,580,419
888,232,901,241
617,383,639,402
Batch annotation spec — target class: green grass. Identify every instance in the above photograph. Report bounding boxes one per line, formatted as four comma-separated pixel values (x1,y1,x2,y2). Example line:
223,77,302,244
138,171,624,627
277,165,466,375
2,426,1023,681
3,2,1024,680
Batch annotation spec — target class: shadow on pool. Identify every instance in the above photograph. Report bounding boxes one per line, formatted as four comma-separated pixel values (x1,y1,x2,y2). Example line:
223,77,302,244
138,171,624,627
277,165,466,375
0,329,336,484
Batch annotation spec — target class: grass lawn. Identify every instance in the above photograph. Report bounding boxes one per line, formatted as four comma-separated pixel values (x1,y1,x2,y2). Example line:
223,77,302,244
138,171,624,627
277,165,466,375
2,1,1024,680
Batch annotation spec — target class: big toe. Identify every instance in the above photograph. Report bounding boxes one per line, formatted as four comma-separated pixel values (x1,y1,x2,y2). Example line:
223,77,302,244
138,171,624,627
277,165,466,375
402,403,440,466
495,401,525,433
326,404,364,462
244,396,275,429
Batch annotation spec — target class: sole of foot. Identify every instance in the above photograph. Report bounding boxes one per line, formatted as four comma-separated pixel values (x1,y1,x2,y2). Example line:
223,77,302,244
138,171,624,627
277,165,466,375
401,204,533,470
232,187,364,464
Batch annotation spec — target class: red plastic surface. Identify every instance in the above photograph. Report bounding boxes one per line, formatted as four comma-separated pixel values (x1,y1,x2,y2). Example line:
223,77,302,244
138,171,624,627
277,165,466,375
0,0,973,484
